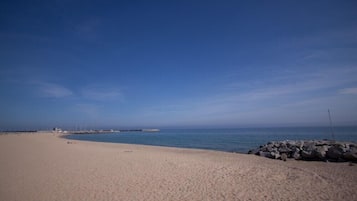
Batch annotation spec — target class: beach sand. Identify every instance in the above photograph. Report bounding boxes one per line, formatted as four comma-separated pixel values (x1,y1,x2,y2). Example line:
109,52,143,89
0,133,356,201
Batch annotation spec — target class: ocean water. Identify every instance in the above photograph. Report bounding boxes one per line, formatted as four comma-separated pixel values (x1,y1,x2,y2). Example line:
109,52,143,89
65,126,357,153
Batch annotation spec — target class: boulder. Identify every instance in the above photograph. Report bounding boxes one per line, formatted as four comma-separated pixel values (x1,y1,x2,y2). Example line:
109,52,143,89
343,147,357,161
314,146,327,160
303,141,316,152
247,148,260,155
286,140,297,147
343,152,357,161
296,140,304,149
271,151,280,159
315,140,330,146
301,150,316,160
266,144,274,152
248,140,357,162
326,146,344,160
281,153,288,161
259,151,273,158
278,147,292,154
293,151,301,160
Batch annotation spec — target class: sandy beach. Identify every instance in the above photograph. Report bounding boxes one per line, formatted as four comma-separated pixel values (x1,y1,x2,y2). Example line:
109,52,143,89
0,133,356,201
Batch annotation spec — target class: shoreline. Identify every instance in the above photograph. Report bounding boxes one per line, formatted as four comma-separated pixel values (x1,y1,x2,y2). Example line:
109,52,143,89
1,132,356,200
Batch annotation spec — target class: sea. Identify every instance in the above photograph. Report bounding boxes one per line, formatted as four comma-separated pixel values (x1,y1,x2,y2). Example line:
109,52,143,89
65,126,357,153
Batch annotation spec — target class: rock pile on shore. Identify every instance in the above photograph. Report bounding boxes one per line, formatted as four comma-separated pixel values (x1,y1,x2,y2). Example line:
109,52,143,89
248,140,357,162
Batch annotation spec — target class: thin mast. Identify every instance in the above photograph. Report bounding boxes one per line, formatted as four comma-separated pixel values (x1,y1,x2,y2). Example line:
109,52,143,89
328,109,335,140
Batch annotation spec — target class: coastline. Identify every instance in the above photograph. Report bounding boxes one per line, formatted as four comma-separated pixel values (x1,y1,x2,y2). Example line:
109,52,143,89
1,133,356,201
63,126,357,154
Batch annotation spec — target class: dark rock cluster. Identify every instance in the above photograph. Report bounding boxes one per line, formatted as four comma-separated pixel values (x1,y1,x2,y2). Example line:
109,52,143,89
248,140,357,162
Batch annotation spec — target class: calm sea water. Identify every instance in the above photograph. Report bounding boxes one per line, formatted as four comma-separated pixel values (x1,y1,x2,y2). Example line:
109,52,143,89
65,126,357,153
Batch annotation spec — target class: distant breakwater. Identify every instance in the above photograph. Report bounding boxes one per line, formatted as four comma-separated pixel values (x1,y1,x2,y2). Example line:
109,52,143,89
248,140,357,162
70,129,160,134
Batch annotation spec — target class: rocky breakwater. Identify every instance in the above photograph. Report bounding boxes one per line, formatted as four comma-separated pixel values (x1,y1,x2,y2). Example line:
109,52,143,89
248,140,357,162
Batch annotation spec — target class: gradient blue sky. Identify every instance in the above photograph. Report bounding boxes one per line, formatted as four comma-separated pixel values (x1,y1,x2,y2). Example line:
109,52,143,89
1,0,357,129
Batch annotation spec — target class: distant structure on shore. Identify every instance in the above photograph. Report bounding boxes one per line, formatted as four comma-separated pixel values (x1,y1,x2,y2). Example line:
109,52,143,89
70,128,160,134
0,128,160,134
53,127,63,133
142,129,160,132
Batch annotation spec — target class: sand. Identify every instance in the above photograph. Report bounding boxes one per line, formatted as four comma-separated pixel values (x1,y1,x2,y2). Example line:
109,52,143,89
0,133,356,201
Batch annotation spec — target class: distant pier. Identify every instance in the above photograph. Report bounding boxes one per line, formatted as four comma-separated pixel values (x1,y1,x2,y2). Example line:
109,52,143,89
69,129,160,134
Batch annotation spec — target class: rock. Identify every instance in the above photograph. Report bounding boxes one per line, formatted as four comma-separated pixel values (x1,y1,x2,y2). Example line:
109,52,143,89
278,147,291,154
296,140,304,149
260,146,268,152
293,151,301,160
266,144,274,152
343,147,357,161
322,145,329,152
345,144,352,152
279,141,287,146
314,146,327,160
259,151,273,158
316,140,330,146
281,153,287,161
249,140,357,162
271,151,280,159
303,141,316,152
301,150,316,160
326,146,344,160
248,148,260,155
291,146,300,151
286,140,296,147
343,152,357,161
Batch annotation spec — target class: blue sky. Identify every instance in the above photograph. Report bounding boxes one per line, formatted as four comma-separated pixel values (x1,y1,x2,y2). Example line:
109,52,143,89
1,0,357,129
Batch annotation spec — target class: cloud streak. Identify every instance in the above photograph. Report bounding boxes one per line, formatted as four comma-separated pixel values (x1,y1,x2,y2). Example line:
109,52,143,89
36,82,73,98
340,87,357,95
140,66,357,126
81,86,123,101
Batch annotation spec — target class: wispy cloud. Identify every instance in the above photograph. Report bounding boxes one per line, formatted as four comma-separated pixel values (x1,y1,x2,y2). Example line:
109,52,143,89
340,87,357,95
36,82,73,98
140,66,357,126
223,66,357,101
32,80,124,102
81,86,122,101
